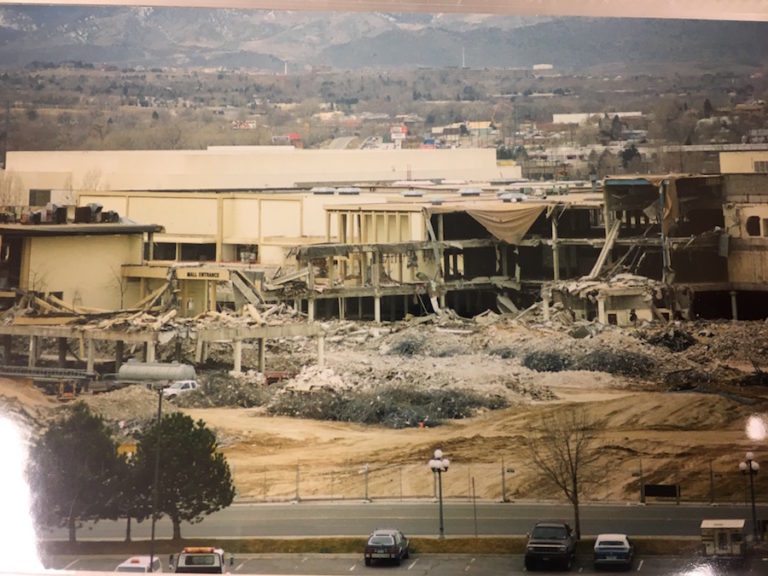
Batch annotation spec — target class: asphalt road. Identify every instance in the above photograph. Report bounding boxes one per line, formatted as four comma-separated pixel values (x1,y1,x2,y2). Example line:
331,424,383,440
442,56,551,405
39,500,768,541
45,552,765,576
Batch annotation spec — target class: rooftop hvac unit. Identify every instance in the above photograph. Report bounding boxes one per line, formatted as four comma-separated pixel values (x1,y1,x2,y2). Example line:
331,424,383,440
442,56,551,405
458,188,482,196
337,187,361,195
311,187,335,195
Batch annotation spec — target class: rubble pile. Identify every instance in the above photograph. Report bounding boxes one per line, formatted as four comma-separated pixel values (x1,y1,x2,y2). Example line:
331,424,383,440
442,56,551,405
4,286,768,435
174,371,269,408
82,385,178,441
642,325,697,352
522,350,572,372
574,349,653,377
267,384,507,428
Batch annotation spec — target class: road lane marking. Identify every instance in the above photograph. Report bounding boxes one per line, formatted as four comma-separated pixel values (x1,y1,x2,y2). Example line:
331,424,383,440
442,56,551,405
63,560,79,570
408,559,419,570
637,559,644,572
349,563,356,571
234,562,245,571
464,557,476,571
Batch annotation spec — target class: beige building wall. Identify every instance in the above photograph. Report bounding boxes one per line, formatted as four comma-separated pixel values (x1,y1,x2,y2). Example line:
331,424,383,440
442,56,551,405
723,202,768,286
222,197,261,244
25,235,143,310
6,147,500,196
720,151,768,174
131,196,219,237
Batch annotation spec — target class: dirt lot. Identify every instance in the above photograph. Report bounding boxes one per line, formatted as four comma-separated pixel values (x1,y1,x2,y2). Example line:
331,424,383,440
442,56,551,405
4,315,768,505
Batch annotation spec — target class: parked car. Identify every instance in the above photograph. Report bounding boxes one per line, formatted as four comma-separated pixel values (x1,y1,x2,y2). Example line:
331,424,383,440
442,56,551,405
115,555,162,573
524,521,577,571
593,533,634,570
173,547,227,574
363,528,409,566
162,380,198,400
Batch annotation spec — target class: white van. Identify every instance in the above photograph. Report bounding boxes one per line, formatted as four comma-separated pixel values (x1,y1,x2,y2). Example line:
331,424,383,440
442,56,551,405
115,556,163,573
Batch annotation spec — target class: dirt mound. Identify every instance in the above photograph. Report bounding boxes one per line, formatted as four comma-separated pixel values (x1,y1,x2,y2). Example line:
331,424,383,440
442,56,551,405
2,315,767,503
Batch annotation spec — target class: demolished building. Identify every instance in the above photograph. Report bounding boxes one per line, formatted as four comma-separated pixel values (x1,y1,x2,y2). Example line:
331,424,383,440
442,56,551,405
278,173,768,324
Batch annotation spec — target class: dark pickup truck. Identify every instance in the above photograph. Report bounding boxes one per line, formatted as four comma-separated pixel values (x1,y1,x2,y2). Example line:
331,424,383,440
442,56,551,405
524,521,577,571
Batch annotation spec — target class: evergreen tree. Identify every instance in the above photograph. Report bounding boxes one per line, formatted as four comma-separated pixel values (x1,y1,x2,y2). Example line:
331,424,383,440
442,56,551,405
136,412,235,540
115,453,152,542
29,402,122,542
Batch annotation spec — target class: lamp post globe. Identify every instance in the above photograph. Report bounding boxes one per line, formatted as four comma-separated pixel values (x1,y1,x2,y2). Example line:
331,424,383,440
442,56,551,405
740,452,760,542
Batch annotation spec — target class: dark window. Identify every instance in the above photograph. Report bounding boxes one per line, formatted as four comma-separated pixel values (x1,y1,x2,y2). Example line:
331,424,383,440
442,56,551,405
746,216,760,237
181,243,216,261
754,160,768,173
29,189,51,206
152,243,177,260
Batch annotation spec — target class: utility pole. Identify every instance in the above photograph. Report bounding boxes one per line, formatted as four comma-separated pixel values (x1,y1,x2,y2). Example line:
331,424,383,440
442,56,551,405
1,100,9,169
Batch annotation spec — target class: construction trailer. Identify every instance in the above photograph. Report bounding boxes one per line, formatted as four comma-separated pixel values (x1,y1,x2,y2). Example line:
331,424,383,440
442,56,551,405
700,519,746,563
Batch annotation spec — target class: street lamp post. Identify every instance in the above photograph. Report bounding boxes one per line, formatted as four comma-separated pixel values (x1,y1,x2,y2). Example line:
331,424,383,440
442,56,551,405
149,386,163,569
739,451,760,542
428,449,450,539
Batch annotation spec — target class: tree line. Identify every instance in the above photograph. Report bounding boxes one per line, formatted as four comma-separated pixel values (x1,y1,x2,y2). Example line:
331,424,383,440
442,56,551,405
28,402,235,542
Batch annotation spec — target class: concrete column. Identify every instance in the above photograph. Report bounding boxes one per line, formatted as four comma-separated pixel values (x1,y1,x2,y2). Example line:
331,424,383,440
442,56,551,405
338,297,345,320
317,336,325,367
308,298,316,322
215,195,224,262
294,298,301,314
258,338,266,374
115,340,124,372
195,337,206,363
597,296,607,325
233,340,242,373
208,280,217,312
86,339,95,374
730,291,739,321
439,292,446,308
501,245,509,278
57,337,68,367
374,295,381,323
145,342,156,363
437,214,445,278
551,214,560,281
28,336,37,368
542,287,551,321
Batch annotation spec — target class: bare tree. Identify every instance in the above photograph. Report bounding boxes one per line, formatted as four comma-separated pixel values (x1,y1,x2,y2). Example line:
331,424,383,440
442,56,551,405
523,408,599,539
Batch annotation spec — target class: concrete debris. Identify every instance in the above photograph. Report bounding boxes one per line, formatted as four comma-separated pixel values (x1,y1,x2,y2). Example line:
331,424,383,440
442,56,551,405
2,280,768,433
643,325,697,352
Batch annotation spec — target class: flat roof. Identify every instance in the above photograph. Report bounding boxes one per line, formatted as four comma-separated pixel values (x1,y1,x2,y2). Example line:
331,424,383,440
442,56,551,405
0,222,163,238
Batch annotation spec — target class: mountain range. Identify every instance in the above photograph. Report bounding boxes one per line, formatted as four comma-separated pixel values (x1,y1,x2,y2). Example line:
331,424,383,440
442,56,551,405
0,7,766,72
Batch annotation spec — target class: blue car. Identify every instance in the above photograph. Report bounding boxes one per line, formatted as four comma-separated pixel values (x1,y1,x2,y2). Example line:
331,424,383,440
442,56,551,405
593,533,634,570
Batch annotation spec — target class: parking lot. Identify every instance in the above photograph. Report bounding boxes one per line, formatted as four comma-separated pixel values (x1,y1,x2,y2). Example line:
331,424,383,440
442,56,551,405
47,552,767,575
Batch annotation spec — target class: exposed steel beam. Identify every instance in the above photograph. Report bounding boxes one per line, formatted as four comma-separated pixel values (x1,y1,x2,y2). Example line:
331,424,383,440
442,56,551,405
0,0,765,22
